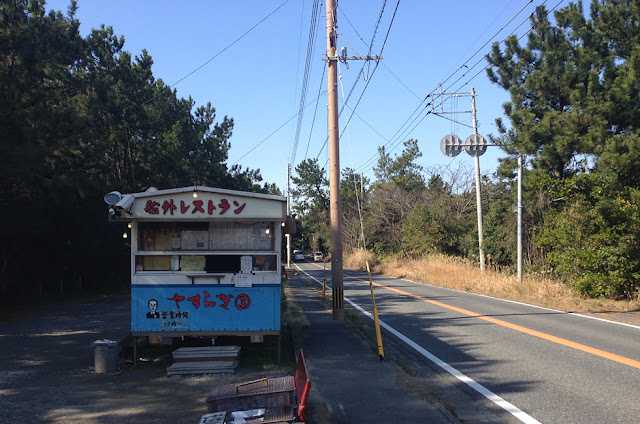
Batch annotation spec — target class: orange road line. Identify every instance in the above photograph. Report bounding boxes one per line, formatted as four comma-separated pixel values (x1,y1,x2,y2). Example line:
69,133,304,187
337,272,640,370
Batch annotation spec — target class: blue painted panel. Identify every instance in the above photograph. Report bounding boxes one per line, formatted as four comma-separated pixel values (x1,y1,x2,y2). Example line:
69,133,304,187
131,284,280,333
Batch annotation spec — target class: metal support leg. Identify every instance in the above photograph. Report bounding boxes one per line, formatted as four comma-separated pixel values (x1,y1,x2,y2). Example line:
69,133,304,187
133,336,138,366
277,335,281,363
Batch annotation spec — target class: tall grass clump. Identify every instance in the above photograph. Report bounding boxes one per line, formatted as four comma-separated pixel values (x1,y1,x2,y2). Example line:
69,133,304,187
344,248,379,271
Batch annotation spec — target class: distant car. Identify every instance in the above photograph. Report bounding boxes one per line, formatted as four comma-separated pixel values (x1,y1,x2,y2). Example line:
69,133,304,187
293,250,304,262
314,252,323,262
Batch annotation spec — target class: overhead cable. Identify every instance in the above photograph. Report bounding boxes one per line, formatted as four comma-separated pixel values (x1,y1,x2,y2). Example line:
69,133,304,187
232,94,322,166
290,0,321,165
142,0,290,105
304,66,326,160
353,0,540,174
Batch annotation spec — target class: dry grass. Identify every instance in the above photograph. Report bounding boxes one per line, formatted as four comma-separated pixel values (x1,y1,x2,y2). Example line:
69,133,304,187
344,248,378,271
345,251,640,316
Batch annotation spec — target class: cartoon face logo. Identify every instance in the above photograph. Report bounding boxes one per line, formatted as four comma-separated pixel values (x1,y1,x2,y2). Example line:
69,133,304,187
147,298,160,318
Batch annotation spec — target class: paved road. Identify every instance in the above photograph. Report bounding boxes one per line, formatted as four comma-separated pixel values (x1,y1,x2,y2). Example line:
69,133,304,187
294,259,640,424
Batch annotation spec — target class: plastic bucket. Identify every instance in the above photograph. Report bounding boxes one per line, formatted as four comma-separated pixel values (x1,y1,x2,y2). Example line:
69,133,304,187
92,340,119,374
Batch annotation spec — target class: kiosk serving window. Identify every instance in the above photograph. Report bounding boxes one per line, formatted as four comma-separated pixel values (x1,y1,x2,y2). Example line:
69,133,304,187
135,222,276,273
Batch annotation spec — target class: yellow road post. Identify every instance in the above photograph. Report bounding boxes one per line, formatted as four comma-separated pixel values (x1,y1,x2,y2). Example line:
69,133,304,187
366,260,385,361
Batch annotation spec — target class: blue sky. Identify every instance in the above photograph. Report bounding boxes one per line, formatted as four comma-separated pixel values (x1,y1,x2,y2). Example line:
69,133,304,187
45,0,562,193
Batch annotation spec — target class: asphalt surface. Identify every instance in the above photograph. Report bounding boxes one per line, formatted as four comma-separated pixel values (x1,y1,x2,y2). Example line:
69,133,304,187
295,259,640,424
287,271,460,423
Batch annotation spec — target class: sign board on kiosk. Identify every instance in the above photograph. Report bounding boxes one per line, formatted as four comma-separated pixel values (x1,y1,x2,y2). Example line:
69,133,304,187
104,186,293,344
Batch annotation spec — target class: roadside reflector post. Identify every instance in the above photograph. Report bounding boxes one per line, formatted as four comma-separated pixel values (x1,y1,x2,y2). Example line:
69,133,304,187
322,258,327,302
366,260,385,361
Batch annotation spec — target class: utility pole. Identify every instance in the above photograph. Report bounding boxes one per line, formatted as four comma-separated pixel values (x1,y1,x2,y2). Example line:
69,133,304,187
471,87,485,271
438,88,488,272
326,0,344,320
324,1,382,320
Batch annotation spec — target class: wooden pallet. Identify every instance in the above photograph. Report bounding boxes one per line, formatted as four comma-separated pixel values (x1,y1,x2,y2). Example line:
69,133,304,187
167,346,241,375
167,360,238,376
172,345,241,362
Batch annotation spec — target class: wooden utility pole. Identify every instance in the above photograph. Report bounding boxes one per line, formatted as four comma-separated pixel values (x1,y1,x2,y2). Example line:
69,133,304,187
326,0,344,320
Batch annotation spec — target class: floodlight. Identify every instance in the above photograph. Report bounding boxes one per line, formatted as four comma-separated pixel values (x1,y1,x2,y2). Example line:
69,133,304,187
104,191,122,206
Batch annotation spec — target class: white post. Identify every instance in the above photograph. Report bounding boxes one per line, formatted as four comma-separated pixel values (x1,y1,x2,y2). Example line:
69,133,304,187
286,164,291,268
471,87,485,271
517,153,523,283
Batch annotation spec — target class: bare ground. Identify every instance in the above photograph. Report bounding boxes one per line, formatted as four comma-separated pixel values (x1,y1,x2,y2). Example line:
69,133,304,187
0,295,293,424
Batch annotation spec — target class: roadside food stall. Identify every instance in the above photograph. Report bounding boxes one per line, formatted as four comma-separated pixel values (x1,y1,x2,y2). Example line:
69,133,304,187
103,186,292,352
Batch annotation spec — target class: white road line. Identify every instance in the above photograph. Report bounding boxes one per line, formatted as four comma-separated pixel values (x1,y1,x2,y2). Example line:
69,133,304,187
294,265,541,424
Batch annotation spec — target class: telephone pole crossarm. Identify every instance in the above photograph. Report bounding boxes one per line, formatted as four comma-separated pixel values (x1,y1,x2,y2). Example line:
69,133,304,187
323,55,383,62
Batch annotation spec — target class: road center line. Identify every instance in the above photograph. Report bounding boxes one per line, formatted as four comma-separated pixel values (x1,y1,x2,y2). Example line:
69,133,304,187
340,271,640,370
295,264,541,424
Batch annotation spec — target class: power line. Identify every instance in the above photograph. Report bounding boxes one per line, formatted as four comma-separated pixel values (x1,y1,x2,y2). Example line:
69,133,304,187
338,0,400,149
142,0,289,106
438,0,534,91
304,66,326,160
389,2,559,172
352,0,541,174
338,4,420,100
315,64,366,160
290,0,321,165
289,0,307,145
314,1,395,161
442,3,541,96
439,0,518,81
231,94,322,166
364,0,389,79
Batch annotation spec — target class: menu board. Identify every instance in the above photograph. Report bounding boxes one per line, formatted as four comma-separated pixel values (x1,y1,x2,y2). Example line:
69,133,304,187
240,255,253,273
181,230,209,250
140,223,175,251
209,223,273,251
180,255,206,272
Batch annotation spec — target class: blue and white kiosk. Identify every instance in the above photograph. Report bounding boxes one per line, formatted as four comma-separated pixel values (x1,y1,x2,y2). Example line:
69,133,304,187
104,186,292,356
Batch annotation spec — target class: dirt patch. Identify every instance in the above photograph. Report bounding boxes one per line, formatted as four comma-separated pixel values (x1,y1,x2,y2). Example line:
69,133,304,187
0,296,293,424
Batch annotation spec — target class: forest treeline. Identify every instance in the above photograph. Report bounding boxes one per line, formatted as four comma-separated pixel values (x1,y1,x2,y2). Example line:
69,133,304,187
0,0,277,301
291,0,640,300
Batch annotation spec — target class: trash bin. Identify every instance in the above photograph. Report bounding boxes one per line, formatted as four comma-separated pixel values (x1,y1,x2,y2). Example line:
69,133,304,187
92,339,119,374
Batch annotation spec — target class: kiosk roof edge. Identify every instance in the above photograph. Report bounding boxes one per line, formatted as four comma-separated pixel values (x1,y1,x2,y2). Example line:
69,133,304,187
127,186,286,203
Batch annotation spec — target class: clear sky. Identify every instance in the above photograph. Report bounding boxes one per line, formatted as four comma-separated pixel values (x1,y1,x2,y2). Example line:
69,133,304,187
44,0,561,193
